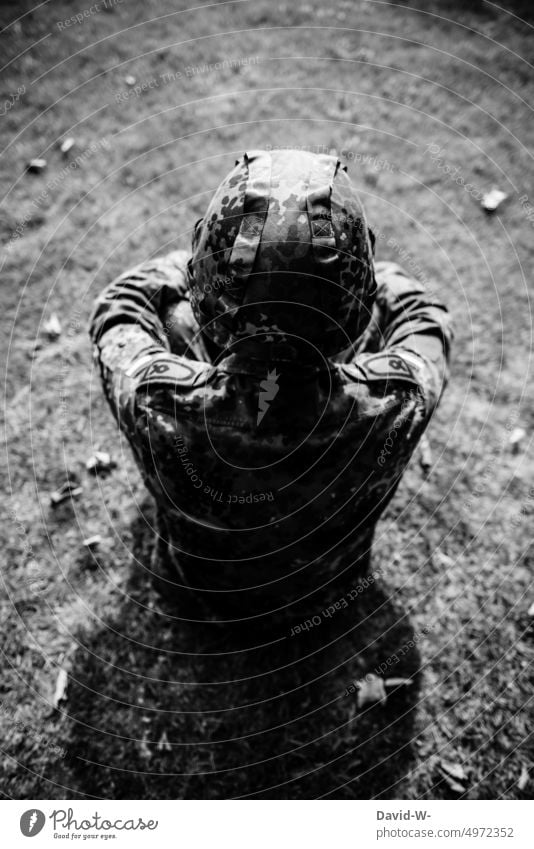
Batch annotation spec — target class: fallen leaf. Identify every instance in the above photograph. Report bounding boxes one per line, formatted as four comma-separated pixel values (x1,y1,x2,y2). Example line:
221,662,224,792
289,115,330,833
419,435,433,473
527,602,534,618
385,677,413,689
481,188,507,213
509,427,526,454
60,137,75,155
27,158,46,173
157,730,172,752
86,451,116,475
442,775,467,794
357,674,387,709
53,668,68,709
82,534,102,549
138,731,152,761
438,759,469,788
50,481,82,507
44,313,61,340
518,764,529,791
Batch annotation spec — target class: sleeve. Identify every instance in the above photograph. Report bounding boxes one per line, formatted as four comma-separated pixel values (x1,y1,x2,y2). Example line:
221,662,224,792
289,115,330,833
90,250,190,347
89,250,202,427
340,261,453,418
371,261,452,357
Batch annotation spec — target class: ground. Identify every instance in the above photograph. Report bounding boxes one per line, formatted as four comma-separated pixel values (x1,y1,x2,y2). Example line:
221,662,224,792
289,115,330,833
1,0,533,800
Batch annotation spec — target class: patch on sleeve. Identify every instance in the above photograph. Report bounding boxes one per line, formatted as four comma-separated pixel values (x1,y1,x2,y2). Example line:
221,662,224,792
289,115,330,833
126,353,211,390
354,351,425,385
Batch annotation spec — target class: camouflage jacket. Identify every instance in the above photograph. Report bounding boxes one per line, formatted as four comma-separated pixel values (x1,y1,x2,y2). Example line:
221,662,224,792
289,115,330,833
90,252,452,613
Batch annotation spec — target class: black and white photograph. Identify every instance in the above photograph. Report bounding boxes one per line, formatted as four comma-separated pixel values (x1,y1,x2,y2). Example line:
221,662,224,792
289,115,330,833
1,0,533,841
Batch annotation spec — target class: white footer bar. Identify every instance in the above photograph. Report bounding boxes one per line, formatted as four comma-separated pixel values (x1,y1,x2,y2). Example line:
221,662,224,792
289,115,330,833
3,799,532,848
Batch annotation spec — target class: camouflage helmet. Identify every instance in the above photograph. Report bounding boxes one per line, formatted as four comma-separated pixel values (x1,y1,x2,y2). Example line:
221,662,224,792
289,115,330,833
187,148,376,358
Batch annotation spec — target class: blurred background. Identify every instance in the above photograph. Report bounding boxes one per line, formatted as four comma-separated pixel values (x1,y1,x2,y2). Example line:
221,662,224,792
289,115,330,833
1,0,533,799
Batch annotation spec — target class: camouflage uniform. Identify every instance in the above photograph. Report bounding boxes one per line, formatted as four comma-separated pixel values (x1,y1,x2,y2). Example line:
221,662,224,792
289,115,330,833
90,150,452,617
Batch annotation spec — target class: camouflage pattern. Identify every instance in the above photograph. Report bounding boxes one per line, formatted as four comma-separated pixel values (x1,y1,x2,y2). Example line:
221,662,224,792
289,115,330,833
90,151,452,619
187,149,377,356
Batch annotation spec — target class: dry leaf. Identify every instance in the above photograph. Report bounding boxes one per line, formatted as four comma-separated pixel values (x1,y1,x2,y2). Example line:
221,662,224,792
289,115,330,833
509,427,526,454
83,534,101,549
357,674,387,709
157,730,172,753
439,759,468,782
53,668,68,709
50,480,82,506
60,137,75,155
27,158,47,173
419,435,433,474
139,731,152,761
385,677,413,689
517,764,529,791
442,775,466,794
44,313,61,340
86,451,116,475
481,188,507,213
438,759,469,793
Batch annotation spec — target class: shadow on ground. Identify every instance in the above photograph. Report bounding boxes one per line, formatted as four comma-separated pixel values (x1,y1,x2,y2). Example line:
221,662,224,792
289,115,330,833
49,502,422,799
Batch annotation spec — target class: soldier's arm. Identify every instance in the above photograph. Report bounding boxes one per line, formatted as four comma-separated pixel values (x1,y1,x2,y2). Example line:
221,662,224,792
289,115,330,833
373,261,451,350
89,251,198,425
91,250,190,348
339,262,452,421
359,262,452,412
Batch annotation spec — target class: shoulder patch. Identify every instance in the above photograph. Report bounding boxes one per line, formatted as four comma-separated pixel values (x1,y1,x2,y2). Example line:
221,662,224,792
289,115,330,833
348,351,425,386
127,353,211,390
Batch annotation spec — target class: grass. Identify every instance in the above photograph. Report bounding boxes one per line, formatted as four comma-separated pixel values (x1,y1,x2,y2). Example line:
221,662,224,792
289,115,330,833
1,0,533,799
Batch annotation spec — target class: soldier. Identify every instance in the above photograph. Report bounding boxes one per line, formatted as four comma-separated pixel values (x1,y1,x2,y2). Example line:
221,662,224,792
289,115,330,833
90,149,452,621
